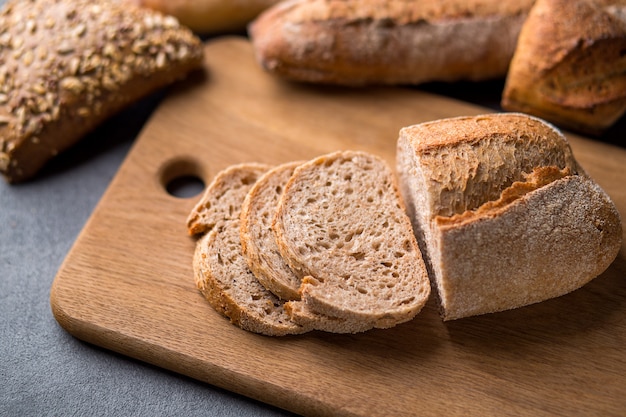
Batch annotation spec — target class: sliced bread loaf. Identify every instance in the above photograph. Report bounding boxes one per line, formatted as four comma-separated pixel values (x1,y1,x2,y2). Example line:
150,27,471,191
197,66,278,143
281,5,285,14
272,150,431,329
194,220,311,336
240,161,305,300
396,113,623,320
189,163,311,336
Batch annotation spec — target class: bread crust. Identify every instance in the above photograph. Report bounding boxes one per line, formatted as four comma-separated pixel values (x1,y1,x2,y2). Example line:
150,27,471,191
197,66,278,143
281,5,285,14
249,0,535,86
501,0,626,134
0,0,204,183
397,113,622,320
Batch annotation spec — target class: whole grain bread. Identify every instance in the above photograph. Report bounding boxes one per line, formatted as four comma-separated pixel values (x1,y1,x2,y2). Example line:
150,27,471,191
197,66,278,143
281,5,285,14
249,0,535,86
240,161,305,300
189,163,311,336
273,150,431,329
194,221,311,336
187,163,271,236
0,0,204,183
501,0,626,135
396,113,622,320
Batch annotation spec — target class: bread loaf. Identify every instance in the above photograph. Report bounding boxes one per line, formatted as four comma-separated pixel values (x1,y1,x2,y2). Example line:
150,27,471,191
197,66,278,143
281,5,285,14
273,150,431,329
189,163,311,336
396,113,622,320
0,0,204,183
133,0,282,34
501,0,626,135
249,0,535,86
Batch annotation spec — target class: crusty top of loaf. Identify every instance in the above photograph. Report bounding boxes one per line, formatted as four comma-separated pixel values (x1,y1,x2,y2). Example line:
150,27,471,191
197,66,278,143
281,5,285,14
271,0,534,24
273,150,430,326
398,113,581,217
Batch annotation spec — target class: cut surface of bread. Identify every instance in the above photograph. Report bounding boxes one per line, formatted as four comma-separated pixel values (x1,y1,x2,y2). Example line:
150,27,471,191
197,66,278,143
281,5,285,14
240,161,304,300
397,113,623,320
501,0,626,134
194,221,311,336
273,150,431,329
187,163,271,236
0,0,204,183
189,163,311,336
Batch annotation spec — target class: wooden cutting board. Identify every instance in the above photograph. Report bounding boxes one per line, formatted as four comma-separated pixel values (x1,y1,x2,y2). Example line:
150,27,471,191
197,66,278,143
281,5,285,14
50,37,626,417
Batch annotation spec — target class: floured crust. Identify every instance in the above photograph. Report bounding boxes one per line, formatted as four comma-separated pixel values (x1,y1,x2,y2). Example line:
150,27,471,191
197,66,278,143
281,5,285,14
0,0,204,183
501,0,626,134
249,0,534,85
396,113,622,321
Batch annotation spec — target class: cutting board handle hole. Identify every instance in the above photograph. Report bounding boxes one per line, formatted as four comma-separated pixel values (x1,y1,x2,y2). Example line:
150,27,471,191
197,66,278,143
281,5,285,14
160,157,207,199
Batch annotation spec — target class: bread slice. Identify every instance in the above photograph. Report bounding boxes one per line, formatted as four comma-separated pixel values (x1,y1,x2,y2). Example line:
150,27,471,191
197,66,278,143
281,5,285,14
187,163,271,236
240,161,305,300
194,220,310,336
273,150,431,329
189,163,311,336
249,0,534,86
0,0,204,183
396,113,623,320
501,0,626,135
240,159,384,333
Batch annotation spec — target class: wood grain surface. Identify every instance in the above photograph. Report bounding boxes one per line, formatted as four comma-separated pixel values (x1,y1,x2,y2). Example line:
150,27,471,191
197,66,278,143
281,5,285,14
50,37,626,417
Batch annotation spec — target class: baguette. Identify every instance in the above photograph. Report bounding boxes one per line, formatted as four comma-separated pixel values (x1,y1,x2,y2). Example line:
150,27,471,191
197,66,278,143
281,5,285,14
501,0,626,135
273,150,431,329
0,0,203,183
249,0,535,86
396,113,622,320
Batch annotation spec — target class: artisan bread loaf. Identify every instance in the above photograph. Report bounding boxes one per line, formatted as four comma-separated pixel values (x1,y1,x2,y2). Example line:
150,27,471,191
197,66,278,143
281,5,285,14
132,0,282,34
396,113,622,321
501,0,626,135
249,0,535,86
0,0,203,183
189,163,311,336
273,150,431,329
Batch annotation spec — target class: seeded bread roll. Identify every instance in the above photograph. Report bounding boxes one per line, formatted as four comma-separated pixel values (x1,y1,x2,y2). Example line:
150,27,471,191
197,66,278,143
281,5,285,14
189,163,311,336
249,0,535,86
501,0,626,135
133,0,282,34
0,0,204,183
396,113,622,321
272,150,431,329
